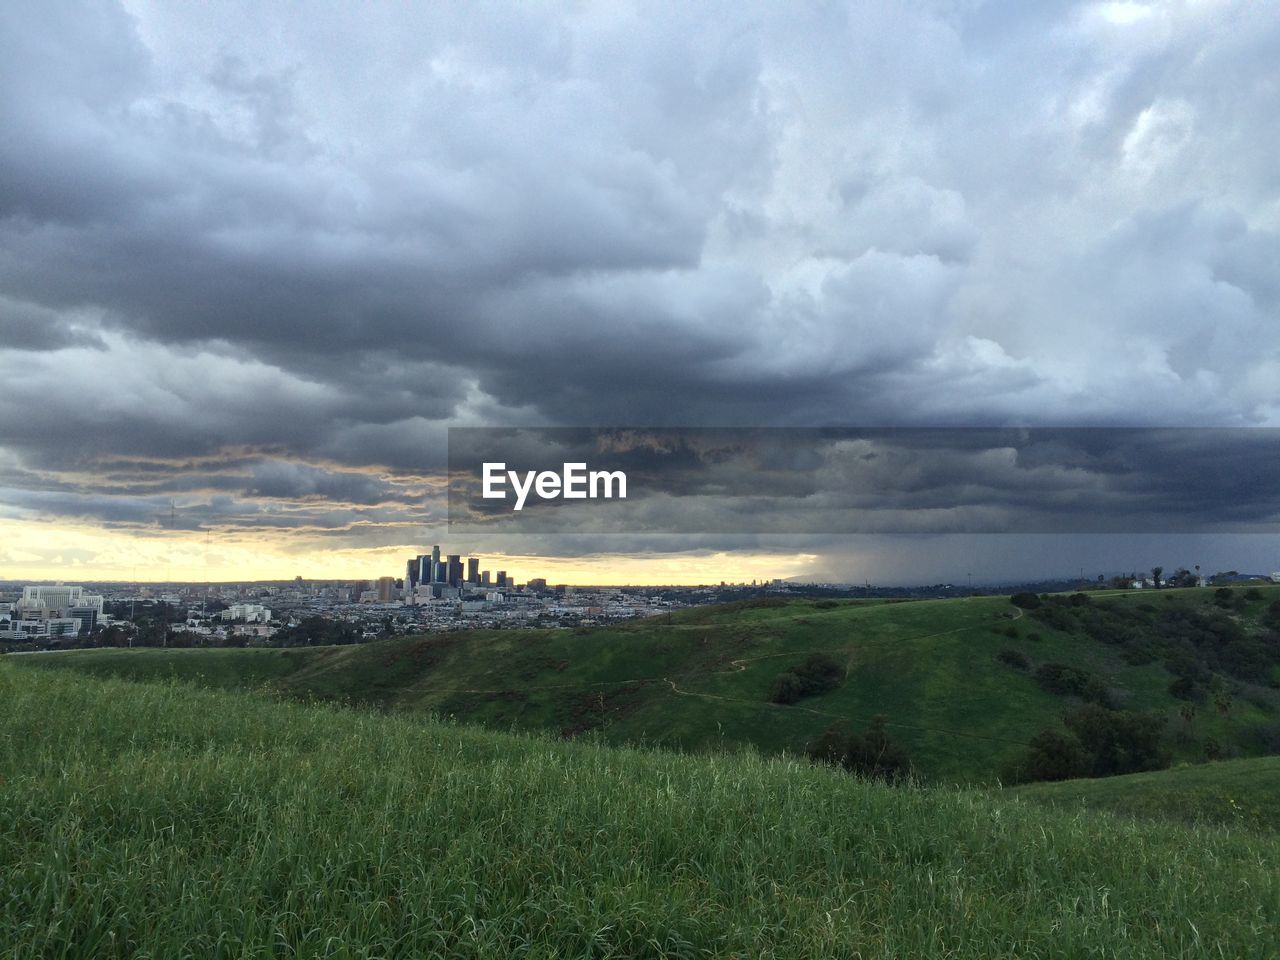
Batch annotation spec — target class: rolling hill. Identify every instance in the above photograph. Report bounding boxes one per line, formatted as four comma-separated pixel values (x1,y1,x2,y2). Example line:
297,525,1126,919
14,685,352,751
18,586,1280,784
2,660,1276,958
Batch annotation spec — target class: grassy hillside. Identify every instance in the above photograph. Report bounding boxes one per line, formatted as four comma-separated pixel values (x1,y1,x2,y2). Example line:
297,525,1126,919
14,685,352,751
2,661,1277,958
1016,755,1280,832
20,586,1280,784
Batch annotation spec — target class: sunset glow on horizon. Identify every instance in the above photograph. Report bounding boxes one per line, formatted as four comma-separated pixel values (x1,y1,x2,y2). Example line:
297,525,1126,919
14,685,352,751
0,518,822,586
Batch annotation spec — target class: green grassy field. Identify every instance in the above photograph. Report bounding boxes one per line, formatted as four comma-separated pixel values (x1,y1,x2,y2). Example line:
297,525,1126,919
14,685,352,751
1016,755,1280,833
23,586,1280,784
2,660,1277,959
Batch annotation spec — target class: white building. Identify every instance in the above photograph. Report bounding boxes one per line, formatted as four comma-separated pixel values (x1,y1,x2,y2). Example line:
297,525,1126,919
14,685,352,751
7,584,104,636
1,618,83,640
221,603,271,623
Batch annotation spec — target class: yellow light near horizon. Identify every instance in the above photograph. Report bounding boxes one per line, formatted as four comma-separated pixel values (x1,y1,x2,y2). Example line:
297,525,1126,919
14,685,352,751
0,518,821,586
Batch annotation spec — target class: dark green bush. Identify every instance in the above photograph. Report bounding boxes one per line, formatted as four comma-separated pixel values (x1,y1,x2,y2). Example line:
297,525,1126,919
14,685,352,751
807,716,911,782
1011,707,1169,783
768,653,843,704
1063,705,1169,777
1033,662,1112,705
995,648,1030,671
1009,729,1089,782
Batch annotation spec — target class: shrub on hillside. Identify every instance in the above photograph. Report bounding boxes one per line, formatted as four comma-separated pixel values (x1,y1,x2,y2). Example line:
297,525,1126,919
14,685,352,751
1008,729,1090,782
769,672,805,705
1168,676,1200,701
1265,601,1280,629
1033,662,1112,705
1063,704,1169,777
1030,604,1076,632
1009,706,1169,783
1010,592,1041,610
1249,720,1280,754
768,653,844,705
807,716,911,782
995,648,1030,671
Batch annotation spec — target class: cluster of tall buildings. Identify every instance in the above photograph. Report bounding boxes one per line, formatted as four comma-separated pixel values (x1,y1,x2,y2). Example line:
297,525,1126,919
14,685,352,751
0,584,104,639
403,546,512,599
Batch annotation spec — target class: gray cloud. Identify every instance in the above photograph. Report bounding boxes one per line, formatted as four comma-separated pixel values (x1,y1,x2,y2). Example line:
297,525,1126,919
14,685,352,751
447,427,1280,535
2,0,1278,575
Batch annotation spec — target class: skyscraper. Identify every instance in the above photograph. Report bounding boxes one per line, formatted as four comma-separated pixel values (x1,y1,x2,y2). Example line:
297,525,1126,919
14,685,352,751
447,555,462,587
467,557,479,584
430,545,441,581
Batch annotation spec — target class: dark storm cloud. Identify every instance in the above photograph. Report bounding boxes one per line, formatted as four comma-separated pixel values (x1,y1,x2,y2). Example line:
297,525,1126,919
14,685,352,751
0,297,105,351
2,0,1279,566
448,428,1280,534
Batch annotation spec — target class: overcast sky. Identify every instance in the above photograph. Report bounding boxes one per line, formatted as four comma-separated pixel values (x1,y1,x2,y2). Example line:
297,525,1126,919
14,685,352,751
2,0,1278,583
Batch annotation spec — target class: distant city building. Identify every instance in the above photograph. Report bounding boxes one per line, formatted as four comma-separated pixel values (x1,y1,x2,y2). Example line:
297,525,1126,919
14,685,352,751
2,618,82,640
7,584,105,637
232,623,276,639
395,548,531,603
375,577,398,603
527,578,548,591
221,603,271,623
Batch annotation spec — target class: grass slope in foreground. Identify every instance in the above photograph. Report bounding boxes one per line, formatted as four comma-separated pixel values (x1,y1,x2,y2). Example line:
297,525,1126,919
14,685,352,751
24,586,1280,784
2,662,1278,959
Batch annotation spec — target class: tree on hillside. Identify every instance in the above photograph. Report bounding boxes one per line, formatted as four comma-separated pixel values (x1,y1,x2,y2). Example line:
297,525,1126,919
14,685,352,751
807,716,911,782
1009,707,1169,783
768,653,843,704
1152,566,1164,589
1010,729,1089,782
1063,705,1168,777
